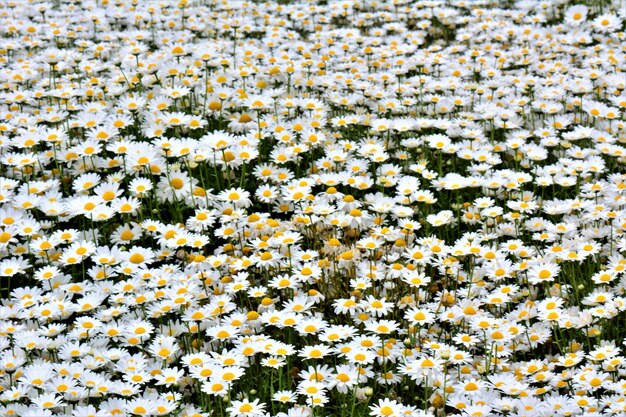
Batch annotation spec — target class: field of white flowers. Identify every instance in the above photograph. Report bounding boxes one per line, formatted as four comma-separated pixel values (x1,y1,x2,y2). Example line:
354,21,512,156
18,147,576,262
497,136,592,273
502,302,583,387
0,0,625,416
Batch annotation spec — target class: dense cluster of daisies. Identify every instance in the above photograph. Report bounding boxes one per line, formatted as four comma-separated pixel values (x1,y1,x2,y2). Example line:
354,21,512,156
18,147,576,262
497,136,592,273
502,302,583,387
0,0,625,416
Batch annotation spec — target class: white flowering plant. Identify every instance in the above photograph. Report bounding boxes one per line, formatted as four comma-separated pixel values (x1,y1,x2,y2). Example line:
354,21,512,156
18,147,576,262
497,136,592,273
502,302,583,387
0,0,625,417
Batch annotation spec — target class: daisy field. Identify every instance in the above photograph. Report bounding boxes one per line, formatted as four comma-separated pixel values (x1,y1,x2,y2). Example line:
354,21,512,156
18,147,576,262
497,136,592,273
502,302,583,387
0,0,625,416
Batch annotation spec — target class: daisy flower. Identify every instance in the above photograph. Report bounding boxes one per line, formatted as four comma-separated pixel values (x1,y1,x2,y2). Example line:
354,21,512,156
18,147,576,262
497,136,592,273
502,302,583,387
226,398,266,417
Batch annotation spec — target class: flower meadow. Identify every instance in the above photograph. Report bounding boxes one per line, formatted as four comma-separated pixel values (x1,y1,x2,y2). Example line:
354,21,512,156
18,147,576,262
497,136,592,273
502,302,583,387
1,0,626,416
